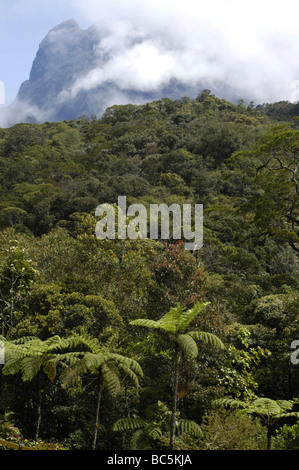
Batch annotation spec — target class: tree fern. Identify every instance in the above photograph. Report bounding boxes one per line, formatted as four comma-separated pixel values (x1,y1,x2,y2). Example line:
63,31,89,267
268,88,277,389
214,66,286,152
215,396,299,450
57,333,144,450
129,301,225,450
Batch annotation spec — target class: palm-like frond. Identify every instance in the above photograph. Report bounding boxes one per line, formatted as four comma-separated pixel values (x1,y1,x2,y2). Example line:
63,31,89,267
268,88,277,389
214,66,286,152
101,362,121,397
176,334,198,359
177,419,203,437
156,304,185,334
130,302,224,354
145,422,163,440
109,353,144,379
130,318,162,330
189,330,225,349
177,302,210,333
20,356,44,382
113,417,146,432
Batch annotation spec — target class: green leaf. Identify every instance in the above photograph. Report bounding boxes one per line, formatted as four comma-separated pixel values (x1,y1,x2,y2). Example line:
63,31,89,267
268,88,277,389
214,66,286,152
113,417,145,432
177,419,203,437
177,302,210,333
176,334,198,358
189,330,225,349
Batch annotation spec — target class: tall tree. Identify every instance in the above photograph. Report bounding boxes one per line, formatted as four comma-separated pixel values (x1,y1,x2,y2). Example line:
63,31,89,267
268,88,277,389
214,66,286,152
59,334,144,450
2,335,77,439
216,397,299,450
130,301,225,449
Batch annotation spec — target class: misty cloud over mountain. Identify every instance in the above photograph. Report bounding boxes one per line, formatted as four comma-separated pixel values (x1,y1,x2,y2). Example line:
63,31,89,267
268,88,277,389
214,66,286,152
0,15,298,127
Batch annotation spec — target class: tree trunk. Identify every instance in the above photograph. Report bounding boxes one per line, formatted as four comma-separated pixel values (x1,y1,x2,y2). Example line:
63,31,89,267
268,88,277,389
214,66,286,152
169,343,180,450
267,427,272,450
35,372,42,440
92,375,102,450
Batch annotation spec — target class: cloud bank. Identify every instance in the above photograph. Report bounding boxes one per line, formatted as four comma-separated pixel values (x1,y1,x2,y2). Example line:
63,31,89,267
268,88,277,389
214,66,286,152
67,0,299,104
2,0,299,127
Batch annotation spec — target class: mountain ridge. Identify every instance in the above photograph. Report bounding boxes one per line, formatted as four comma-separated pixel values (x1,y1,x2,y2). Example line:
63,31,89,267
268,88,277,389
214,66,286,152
0,19,298,128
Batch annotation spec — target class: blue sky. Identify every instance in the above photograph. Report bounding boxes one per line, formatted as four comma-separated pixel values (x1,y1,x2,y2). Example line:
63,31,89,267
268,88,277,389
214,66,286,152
0,1,89,105
1,0,299,107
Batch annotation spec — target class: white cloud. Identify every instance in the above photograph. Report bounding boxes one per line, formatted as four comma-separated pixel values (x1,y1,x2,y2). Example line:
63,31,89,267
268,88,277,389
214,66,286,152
2,0,299,119
64,0,299,103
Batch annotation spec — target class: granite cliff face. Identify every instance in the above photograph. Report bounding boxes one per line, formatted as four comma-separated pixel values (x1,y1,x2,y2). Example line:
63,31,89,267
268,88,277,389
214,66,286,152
16,20,104,122
0,19,236,126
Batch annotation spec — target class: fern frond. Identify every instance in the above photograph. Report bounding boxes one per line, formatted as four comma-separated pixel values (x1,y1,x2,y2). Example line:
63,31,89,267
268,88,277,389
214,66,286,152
145,422,163,440
189,330,225,349
83,352,106,373
2,356,23,376
247,398,289,417
130,429,145,450
21,356,44,382
109,353,144,378
157,305,185,334
113,417,145,432
176,334,198,359
101,363,121,397
177,302,210,333
117,363,140,389
130,319,161,330
52,351,83,364
213,398,245,409
177,419,203,437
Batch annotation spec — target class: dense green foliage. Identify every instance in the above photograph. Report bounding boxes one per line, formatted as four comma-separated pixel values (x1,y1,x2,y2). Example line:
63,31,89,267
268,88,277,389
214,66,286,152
0,90,298,450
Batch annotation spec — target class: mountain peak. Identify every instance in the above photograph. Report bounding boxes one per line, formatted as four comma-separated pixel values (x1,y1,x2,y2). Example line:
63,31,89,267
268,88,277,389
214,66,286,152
48,19,81,33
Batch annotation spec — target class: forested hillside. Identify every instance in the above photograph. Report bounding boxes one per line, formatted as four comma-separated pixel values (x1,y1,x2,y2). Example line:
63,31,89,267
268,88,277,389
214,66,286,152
0,90,298,451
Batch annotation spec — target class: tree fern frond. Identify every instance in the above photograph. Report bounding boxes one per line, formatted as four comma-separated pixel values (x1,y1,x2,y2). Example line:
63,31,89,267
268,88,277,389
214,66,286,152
83,352,106,373
130,429,146,450
130,318,161,330
21,356,44,382
189,330,225,349
213,398,245,409
109,353,144,378
52,351,83,366
177,302,210,333
176,334,198,359
113,417,145,432
2,356,23,376
177,419,203,437
247,398,290,417
145,422,163,440
101,363,121,397
157,305,185,334
62,333,100,353
117,363,140,389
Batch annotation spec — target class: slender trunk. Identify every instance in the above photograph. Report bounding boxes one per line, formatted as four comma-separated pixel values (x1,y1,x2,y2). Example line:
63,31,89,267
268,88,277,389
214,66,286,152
267,427,272,450
92,375,102,450
169,343,180,450
35,372,42,440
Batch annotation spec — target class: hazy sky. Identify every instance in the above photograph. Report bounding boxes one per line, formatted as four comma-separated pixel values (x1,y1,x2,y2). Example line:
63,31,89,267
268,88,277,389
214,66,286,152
1,0,299,107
